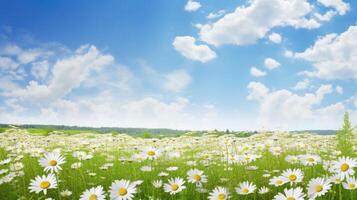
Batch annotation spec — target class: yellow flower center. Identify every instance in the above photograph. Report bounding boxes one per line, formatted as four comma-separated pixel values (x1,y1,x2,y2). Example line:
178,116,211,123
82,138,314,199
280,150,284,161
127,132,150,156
242,188,249,193
193,174,201,182
308,158,315,162
147,151,156,156
276,180,283,185
49,160,57,166
40,181,50,189
89,194,97,200
315,185,323,192
349,183,356,189
287,197,295,200
118,187,127,196
341,163,349,172
217,193,225,200
288,174,297,181
171,183,179,191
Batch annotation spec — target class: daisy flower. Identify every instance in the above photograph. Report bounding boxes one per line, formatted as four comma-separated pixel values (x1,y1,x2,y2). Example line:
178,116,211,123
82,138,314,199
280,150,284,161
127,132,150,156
164,177,186,195
60,189,72,197
332,156,357,180
300,154,321,166
0,158,11,165
29,174,57,195
39,152,65,173
143,148,161,160
166,166,178,171
273,187,305,200
152,180,162,188
281,168,304,185
285,155,299,164
307,177,331,199
269,176,286,187
328,174,342,184
187,169,207,186
235,181,256,195
208,186,229,200
79,186,106,200
158,172,169,177
258,186,269,194
343,176,357,190
71,162,82,169
109,179,137,200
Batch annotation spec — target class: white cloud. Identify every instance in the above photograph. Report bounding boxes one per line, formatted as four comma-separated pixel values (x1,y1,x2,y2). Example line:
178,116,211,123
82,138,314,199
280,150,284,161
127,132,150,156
199,0,322,46
335,85,343,94
206,10,226,19
173,36,216,63
163,69,192,93
1,44,53,64
317,0,349,15
31,60,49,80
0,76,19,93
314,10,337,22
293,25,357,80
247,82,343,129
5,98,25,113
143,65,191,93
264,58,280,70
247,81,269,101
250,67,266,77
293,79,310,90
268,32,282,44
8,45,113,102
0,56,19,70
0,94,226,130
184,0,201,12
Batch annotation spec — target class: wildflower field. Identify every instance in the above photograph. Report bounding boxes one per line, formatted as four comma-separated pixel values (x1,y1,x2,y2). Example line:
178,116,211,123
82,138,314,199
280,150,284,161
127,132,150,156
0,125,356,200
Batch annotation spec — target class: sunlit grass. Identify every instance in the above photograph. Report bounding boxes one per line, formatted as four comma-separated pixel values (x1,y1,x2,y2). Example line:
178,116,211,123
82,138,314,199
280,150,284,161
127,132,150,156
0,128,356,199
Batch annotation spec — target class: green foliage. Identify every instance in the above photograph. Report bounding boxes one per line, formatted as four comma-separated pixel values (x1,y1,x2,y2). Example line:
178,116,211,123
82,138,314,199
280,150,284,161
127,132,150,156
336,112,354,155
142,132,151,138
27,128,54,136
0,128,8,133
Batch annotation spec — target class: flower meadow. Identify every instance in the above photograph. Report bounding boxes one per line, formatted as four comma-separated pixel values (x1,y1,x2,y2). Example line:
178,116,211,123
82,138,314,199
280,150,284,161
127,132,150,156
0,128,356,200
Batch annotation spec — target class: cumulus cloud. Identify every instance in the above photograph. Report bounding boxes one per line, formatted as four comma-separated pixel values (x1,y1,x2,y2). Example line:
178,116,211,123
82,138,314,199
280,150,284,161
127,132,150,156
293,79,310,90
184,0,201,12
163,69,192,93
247,81,269,101
247,82,346,129
0,94,225,130
264,58,280,70
173,36,216,63
0,56,19,70
1,44,53,64
199,0,324,46
317,0,349,15
206,10,226,19
31,60,49,80
250,67,266,77
335,85,343,94
268,32,282,44
7,45,114,102
314,10,337,22
143,66,192,93
293,25,357,80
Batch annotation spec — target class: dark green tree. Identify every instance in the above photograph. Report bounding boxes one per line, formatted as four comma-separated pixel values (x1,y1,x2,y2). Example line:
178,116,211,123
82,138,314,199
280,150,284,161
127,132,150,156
336,112,353,155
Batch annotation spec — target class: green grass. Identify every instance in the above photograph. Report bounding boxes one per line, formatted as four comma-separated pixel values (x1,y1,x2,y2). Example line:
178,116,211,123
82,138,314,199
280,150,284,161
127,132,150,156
0,127,8,133
0,129,356,200
27,128,54,136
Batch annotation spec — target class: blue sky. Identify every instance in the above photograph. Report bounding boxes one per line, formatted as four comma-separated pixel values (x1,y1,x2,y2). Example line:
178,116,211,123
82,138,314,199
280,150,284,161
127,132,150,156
0,0,357,130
